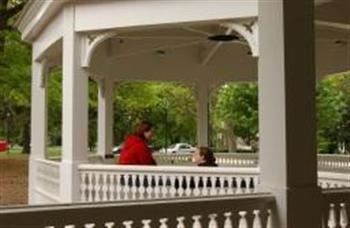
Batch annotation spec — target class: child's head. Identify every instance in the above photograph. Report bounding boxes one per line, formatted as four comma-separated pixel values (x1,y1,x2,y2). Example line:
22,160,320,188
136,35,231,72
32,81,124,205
193,147,216,165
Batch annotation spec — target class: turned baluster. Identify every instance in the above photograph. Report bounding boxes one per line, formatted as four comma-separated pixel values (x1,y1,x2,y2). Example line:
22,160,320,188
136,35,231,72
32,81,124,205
224,212,233,228
131,174,137,200
177,175,185,197
104,222,115,228
146,175,154,199
115,174,121,200
170,176,177,197
192,215,202,228
102,173,108,201
339,203,348,228
94,173,102,202
328,203,337,228
159,218,168,228
185,176,192,196
208,214,219,228
109,174,116,200
266,209,273,228
193,176,200,196
123,221,133,228
154,175,160,199
139,174,146,200
252,210,262,228
176,217,185,228
87,172,94,202
238,211,248,228
142,219,152,228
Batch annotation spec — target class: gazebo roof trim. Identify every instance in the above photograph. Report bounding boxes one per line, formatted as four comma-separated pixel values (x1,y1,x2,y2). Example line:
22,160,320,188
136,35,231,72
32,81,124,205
15,0,69,42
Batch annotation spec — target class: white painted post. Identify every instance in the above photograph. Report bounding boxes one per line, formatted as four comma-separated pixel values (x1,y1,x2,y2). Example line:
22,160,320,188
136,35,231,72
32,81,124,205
60,3,89,203
258,1,321,227
97,78,114,158
28,58,48,204
197,82,209,147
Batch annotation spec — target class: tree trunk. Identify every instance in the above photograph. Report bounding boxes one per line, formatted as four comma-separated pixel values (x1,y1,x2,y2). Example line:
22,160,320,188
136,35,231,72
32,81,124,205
224,121,237,153
21,113,30,154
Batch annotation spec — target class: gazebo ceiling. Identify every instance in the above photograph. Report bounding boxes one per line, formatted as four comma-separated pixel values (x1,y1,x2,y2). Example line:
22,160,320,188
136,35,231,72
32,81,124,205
16,0,349,84
88,22,349,84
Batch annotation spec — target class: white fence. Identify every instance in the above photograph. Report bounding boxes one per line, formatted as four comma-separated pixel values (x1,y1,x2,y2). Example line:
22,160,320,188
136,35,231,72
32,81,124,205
79,165,259,202
2,187,349,227
78,164,350,203
318,154,350,173
152,153,350,173
32,154,349,204
0,194,275,228
153,153,259,167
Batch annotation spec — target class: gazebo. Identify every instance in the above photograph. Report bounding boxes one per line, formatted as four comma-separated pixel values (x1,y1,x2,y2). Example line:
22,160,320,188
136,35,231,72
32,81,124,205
8,0,350,227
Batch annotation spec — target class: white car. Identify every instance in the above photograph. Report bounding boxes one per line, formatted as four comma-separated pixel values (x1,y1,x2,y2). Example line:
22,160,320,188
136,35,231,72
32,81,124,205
160,143,196,154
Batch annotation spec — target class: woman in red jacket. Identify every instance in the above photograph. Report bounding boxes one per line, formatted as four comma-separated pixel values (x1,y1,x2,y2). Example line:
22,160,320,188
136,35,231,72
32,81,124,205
118,121,156,165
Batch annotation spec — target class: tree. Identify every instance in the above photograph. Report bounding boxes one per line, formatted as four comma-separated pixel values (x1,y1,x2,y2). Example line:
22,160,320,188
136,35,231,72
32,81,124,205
0,0,26,52
213,83,259,152
316,75,349,153
0,30,31,153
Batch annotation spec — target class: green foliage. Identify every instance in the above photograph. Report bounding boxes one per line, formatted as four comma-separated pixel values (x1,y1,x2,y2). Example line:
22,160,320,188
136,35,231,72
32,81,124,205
316,73,350,153
0,30,31,152
213,83,258,145
114,82,196,149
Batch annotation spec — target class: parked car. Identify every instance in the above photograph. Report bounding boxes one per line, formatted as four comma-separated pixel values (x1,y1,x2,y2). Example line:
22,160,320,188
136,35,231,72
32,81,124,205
159,143,196,154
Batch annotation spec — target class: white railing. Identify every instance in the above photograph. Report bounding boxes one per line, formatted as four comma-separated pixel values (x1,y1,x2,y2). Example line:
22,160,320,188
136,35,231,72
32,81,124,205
319,172,350,189
152,153,259,167
0,194,275,228
322,188,350,228
35,159,61,203
151,153,350,173
79,164,260,202
318,154,350,173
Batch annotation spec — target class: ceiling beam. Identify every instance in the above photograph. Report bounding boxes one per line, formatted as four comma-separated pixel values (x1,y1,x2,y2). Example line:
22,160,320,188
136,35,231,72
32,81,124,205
201,27,232,66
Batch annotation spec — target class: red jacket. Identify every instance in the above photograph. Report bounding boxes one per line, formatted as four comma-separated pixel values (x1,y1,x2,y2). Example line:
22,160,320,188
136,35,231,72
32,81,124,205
118,135,156,165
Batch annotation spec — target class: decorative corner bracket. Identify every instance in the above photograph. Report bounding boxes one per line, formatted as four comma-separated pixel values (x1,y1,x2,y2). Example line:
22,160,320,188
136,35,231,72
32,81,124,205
222,21,259,57
81,31,118,68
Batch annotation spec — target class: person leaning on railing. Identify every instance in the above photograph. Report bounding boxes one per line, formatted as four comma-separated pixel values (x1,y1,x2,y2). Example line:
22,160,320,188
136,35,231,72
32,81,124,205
118,120,157,165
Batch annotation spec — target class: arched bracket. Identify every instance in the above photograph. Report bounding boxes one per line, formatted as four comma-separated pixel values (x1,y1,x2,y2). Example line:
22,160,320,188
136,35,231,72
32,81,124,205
81,31,118,68
223,21,259,57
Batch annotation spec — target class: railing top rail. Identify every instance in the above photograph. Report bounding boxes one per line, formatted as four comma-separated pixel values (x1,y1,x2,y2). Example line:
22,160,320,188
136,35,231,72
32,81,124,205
0,192,274,213
78,164,260,175
318,154,350,159
322,187,350,195
35,158,60,167
0,193,275,227
318,171,350,180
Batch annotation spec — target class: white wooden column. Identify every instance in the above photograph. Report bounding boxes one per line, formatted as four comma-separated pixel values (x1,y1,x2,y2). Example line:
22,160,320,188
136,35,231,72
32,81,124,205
28,58,48,204
97,78,114,158
60,3,89,203
196,82,209,147
258,1,321,227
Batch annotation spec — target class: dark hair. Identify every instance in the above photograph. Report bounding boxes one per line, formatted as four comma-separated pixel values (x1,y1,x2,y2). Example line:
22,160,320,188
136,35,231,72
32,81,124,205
198,147,216,165
134,121,153,140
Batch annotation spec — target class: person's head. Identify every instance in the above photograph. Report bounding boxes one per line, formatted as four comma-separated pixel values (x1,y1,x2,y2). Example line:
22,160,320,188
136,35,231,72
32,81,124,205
193,147,216,165
134,120,154,141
